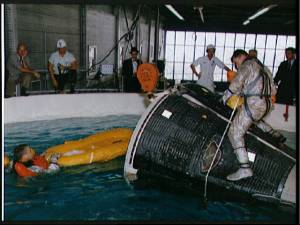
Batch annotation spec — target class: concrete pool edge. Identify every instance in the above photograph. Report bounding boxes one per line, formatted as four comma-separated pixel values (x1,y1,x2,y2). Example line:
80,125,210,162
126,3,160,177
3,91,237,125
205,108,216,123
4,93,296,133
4,93,148,124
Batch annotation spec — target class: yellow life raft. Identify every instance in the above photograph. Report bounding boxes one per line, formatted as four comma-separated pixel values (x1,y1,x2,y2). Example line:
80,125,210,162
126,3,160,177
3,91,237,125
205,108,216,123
43,128,133,167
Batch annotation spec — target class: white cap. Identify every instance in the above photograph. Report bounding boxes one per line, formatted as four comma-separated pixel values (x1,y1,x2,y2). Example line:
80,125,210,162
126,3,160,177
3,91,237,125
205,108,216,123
206,44,215,50
57,39,67,48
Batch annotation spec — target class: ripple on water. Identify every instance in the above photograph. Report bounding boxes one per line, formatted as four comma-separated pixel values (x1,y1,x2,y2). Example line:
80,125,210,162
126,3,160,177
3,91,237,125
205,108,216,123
4,115,296,222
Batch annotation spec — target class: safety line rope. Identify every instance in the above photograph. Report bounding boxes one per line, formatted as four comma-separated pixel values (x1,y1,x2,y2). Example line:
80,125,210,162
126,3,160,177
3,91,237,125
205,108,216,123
203,95,240,199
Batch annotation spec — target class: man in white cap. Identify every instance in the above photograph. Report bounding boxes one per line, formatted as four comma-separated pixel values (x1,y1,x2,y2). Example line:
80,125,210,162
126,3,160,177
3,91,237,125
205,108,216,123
190,44,230,92
48,39,77,93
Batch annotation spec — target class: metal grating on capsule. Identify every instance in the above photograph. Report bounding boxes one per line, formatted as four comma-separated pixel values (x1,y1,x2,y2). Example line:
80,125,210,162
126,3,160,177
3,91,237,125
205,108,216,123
132,85,295,202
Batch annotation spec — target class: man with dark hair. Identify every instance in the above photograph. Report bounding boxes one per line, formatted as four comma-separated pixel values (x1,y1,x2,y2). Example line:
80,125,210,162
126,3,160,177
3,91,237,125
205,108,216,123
122,47,143,92
248,49,257,58
274,47,297,105
6,42,40,96
223,49,277,181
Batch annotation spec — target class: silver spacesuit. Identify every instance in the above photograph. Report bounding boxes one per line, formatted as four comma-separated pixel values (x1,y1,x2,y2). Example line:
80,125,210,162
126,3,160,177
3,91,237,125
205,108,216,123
223,57,277,181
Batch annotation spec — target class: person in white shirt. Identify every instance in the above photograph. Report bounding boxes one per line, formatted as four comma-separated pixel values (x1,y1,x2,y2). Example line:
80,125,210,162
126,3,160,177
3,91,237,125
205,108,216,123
190,44,230,92
48,39,77,94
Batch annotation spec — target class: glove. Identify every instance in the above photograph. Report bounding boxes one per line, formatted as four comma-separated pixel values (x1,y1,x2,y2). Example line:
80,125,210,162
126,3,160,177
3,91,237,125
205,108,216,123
50,153,61,164
222,89,233,105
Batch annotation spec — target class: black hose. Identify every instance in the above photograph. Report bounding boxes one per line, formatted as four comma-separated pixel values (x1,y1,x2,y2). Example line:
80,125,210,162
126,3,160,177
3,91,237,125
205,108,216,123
86,5,142,73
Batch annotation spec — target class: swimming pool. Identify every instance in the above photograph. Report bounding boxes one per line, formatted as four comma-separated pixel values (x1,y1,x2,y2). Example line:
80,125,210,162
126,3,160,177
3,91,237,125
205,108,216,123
4,115,296,222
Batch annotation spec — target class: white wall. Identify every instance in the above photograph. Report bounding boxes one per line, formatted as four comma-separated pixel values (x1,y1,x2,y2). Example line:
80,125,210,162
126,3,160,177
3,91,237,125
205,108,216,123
4,94,295,133
264,103,296,133
4,93,147,124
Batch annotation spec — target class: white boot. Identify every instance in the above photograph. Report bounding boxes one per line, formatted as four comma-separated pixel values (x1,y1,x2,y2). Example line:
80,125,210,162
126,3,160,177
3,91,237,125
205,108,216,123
227,167,253,181
227,148,253,181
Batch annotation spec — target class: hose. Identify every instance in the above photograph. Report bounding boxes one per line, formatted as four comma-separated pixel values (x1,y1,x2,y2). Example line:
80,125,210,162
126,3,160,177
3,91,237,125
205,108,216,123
86,5,142,73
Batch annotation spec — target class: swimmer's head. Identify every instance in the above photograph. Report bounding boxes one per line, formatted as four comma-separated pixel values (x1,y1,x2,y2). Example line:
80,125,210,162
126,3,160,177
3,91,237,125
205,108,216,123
13,144,35,163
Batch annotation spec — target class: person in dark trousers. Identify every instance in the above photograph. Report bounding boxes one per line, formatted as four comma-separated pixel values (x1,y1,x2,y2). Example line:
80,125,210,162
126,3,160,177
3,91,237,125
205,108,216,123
122,47,143,92
274,47,297,105
48,39,77,94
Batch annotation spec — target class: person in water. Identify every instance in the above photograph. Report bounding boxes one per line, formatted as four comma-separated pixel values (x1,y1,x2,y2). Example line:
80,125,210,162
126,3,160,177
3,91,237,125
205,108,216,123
12,144,59,177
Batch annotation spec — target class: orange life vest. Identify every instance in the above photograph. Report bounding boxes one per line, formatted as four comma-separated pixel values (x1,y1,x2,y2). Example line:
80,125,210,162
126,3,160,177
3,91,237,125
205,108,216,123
14,155,49,177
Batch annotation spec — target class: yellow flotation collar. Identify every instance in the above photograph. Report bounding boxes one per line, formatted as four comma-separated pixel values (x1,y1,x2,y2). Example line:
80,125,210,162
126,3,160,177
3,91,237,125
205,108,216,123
43,128,133,167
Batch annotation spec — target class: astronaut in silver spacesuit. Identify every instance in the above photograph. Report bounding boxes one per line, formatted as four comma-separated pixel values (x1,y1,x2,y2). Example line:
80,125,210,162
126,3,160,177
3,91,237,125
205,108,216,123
222,49,278,181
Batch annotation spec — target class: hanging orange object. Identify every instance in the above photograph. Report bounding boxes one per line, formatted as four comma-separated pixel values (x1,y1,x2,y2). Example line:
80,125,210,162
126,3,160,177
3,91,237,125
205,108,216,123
137,63,159,92
227,70,237,82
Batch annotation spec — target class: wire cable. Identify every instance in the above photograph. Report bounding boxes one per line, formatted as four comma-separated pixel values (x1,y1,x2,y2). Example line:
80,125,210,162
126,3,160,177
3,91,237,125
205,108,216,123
86,5,141,74
203,95,240,200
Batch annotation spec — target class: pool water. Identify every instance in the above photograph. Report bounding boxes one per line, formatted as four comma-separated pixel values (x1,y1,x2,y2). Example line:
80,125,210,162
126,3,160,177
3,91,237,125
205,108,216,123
4,115,296,222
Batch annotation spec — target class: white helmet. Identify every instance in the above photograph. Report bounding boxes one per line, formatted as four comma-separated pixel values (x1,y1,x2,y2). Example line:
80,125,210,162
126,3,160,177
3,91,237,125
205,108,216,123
57,39,67,48
206,44,215,50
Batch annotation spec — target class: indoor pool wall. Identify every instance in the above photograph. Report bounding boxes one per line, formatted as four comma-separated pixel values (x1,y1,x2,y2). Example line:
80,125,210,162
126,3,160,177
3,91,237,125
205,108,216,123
4,93,296,133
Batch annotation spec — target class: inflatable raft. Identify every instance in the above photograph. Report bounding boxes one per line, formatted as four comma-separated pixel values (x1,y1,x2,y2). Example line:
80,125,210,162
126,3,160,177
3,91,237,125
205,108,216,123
124,83,296,207
44,128,133,167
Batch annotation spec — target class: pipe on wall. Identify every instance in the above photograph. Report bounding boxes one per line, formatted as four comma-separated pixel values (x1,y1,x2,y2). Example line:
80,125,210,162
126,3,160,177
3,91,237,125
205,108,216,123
79,4,87,75
4,4,18,58
153,5,160,63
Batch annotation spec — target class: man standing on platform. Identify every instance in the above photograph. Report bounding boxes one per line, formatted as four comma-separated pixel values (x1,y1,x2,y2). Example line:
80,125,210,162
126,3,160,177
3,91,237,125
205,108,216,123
190,44,230,92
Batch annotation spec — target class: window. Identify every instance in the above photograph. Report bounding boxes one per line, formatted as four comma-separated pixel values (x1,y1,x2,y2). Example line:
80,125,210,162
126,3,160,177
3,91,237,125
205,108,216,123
165,31,296,82
206,32,216,46
235,33,246,48
245,34,256,50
